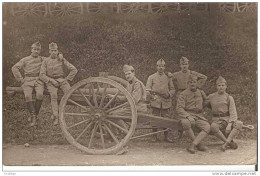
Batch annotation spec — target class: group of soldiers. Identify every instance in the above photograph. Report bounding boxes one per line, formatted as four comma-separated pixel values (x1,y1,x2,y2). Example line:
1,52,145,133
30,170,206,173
12,41,243,154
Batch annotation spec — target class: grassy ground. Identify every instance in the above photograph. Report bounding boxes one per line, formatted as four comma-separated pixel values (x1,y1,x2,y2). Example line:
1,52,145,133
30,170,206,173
3,11,257,144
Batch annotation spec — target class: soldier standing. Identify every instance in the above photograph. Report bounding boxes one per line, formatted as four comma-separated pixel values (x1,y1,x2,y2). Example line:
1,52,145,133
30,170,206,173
206,76,243,151
169,56,207,99
12,42,45,127
146,59,175,141
39,42,78,126
176,74,210,154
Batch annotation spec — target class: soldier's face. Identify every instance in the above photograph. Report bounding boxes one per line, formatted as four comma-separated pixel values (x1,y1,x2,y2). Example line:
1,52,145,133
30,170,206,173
125,71,135,82
31,47,41,57
188,79,197,91
217,83,227,94
180,63,189,72
49,49,59,58
157,64,165,73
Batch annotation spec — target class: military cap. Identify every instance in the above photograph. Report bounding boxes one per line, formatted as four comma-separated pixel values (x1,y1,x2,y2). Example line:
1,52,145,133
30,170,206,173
216,76,227,85
31,41,41,49
180,56,189,64
188,74,198,82
123,64,135,73
49,42,58,50
156,59,166,66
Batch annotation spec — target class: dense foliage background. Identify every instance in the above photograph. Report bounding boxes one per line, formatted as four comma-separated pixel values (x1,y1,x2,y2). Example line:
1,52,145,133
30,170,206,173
3,9,257,144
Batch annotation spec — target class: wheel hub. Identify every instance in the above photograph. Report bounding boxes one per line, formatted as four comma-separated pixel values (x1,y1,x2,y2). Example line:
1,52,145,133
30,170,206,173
91,108,106,121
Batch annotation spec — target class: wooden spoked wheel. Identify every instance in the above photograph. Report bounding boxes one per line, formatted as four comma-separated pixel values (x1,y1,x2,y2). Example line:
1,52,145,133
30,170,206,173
11,2,48,17
120,3,143,13
86,3,102,13
150,3,179,13
59,77,137,155
49,3,83,17
219,3,236,13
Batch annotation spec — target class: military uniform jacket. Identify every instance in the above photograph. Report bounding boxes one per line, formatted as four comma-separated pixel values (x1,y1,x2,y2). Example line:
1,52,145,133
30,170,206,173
172,70,207,90
205,92,238,123
176,88,207,121
124,77,147,112
12,55,45,82
146,72,175,109
39,57,78,83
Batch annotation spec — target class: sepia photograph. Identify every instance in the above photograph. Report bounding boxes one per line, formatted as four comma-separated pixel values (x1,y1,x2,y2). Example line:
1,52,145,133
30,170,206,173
2,1,257,172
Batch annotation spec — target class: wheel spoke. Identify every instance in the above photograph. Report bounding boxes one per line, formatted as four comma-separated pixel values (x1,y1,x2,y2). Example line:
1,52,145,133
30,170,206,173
106,119,128,134
76,121,93,141
89,83,98,107
77,88,94,108
68,99,89,111
65,112,91,116
67,119,90,130
104,90,119,109
88,122,98,148
103,123,119,144
99,122,105,149
106,102,128,113
106,114,132,120
99,84,108,108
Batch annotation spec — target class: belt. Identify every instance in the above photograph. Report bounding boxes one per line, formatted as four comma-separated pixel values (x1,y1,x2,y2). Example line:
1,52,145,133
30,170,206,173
25,73,39,77
51,75,64,79
213,112,230,117
186,109,202,114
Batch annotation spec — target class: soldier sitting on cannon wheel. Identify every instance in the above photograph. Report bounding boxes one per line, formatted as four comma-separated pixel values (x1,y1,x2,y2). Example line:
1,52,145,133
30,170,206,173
11,42,45,127
39,42,78,126
107,64,147,115
146,59,175,142
205,76,243,152
176,74,210,154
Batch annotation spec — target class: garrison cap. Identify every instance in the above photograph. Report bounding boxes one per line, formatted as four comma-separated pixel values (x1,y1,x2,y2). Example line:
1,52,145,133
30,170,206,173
216,76,227,85
156,59,166,66
31,42,41,49
123,64,135,73
188,74,198,82
49,42,58,50
180,56,189,64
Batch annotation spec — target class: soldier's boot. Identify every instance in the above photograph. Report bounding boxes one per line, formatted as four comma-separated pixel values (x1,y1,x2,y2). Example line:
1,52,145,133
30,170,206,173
53,116,59,126
214,130,228,143
187,143,196,154
26,102,34,122
229,140,238,149
35,99,43,117
222,128,240,152
29,113,37,127
193,131,208,152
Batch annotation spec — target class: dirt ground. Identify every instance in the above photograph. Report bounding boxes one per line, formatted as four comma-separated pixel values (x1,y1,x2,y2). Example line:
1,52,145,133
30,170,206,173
3,138,257,166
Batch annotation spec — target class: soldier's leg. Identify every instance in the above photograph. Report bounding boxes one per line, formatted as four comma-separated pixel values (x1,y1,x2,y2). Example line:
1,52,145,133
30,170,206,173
34,80,44,116
60,80,71,94
210,121,228,143
22,84,36,124
193,119,210,151
222,121,243,151
151,107,161,141
46,83,59,126
181,118,196,153
161,108,170,141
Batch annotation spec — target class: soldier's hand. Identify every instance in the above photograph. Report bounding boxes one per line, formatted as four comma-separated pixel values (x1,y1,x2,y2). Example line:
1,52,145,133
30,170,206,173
187,116,195,125
167,72,173,78
225,123,232,135
50,79,59,87
58,53,64,61
161,92,170,99
20,78,25,85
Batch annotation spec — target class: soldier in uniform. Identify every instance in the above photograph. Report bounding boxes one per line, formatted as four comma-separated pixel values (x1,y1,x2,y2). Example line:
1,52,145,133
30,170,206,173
206,76,243,151
39,42,78,126
176,74,210,154
169,56,207,99
146,59,175,141
12,42,45,127
108,64,147,115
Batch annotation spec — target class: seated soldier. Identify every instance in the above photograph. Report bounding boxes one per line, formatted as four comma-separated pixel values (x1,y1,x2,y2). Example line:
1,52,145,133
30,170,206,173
205,76,243,151
176,74,210,154
108,64,147,115
39,42,78,126
11,42,45,127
